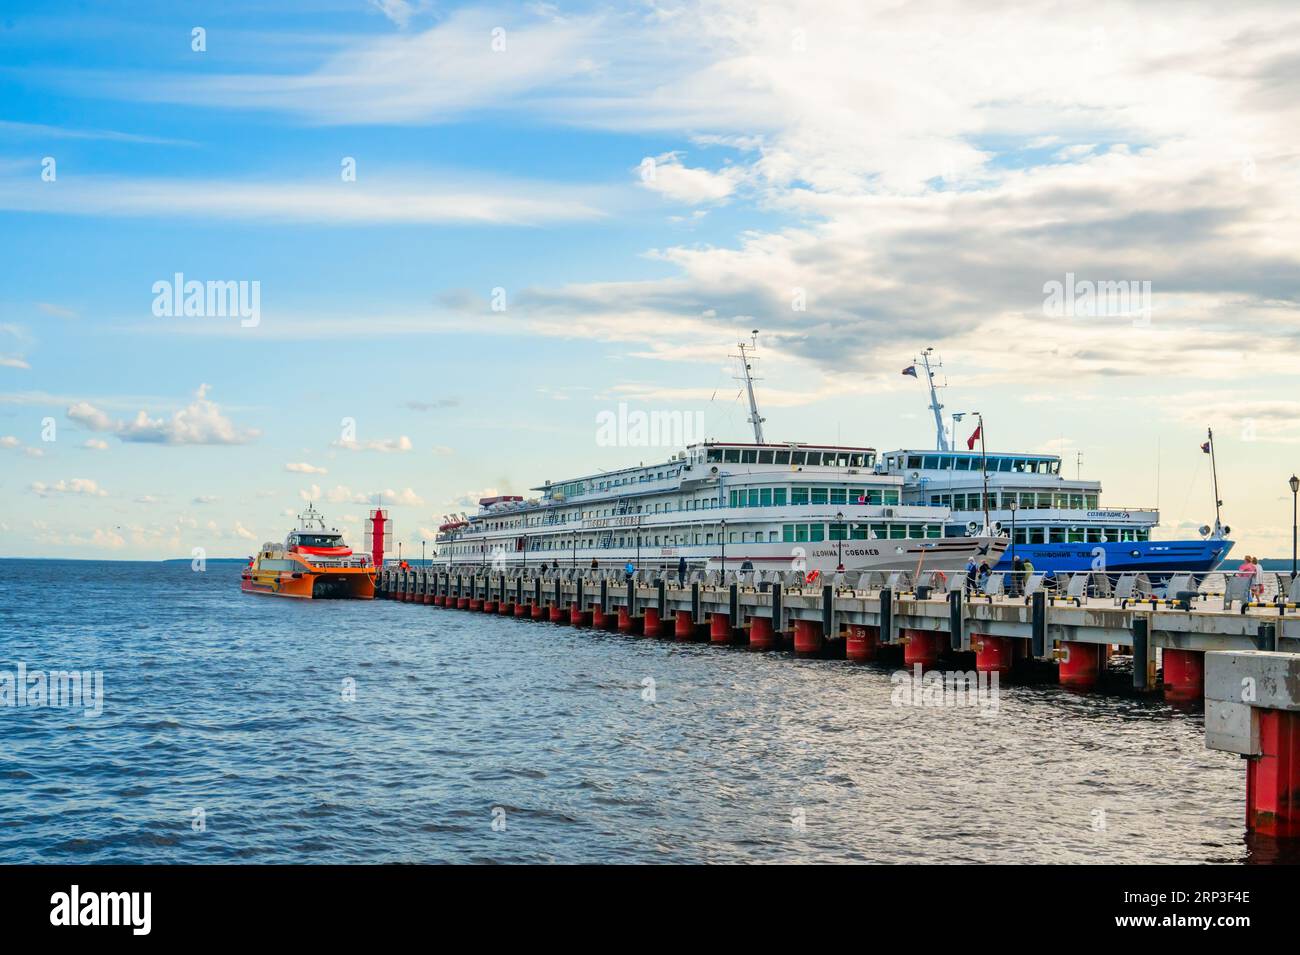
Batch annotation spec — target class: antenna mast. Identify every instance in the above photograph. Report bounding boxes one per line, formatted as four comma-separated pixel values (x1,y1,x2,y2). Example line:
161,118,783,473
734,330,767,444
918,347,948,451
1207,427,1224,536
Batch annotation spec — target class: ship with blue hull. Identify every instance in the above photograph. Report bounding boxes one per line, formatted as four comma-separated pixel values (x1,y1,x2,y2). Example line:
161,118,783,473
886,349,1233,582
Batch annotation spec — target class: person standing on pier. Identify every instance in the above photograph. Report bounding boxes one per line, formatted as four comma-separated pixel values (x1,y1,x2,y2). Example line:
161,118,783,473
624,560,635,582
1237,555,1262,598
1011,555,1025,596
678,555,687,584
965,556,978,594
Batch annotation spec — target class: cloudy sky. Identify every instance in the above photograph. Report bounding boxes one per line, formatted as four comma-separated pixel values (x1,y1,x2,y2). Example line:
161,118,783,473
1,0,1297,560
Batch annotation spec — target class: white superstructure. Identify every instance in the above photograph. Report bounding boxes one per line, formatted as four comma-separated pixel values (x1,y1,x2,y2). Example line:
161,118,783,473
435,339,1005,575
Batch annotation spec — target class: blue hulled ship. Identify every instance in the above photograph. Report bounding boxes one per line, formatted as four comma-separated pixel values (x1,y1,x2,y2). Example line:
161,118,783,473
885,349,1233,580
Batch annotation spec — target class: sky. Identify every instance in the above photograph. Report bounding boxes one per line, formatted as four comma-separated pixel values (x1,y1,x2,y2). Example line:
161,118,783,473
1,0,1298,561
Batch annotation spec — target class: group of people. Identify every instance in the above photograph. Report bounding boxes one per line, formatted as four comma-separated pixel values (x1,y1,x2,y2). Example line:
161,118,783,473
964,554,1035,595
1236,555,1265,598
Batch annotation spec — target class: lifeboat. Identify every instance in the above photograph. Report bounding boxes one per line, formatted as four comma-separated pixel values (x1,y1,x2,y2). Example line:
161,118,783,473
240,503,376,599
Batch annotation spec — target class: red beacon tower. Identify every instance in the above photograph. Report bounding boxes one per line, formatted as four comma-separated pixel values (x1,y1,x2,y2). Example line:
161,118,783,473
365,508,391,569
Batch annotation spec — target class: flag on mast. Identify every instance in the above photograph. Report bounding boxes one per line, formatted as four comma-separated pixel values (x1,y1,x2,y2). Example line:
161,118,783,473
966,423,982,450
1201,440,1211,453
901,365,918,377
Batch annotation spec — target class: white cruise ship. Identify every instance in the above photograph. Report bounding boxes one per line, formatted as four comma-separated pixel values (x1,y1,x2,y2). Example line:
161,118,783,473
434,338,1006,576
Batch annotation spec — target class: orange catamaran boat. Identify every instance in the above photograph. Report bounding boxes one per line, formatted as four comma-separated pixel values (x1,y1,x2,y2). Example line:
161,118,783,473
241,503,376,599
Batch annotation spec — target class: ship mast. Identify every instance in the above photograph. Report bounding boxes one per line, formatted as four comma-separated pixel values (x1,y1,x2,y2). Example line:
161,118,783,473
918,347,948,451
734,330,767,444
1207,427,1225,537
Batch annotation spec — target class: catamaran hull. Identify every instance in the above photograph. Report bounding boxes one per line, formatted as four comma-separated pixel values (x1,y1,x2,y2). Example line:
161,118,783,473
240,569,376,599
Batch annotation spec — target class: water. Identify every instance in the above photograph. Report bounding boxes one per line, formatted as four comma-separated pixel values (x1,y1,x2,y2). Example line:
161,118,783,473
0,558,1266,864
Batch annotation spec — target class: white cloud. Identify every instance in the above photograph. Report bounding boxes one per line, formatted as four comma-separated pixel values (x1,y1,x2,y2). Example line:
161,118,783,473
67,384,260,445
78,9,601,125
37,303,78,319
0,435,18,448
637,152,743,204
0,171,606,227
285,462,328,474
324,485,424,507
332,435,412,453
30,478,108,498
83,438,109,450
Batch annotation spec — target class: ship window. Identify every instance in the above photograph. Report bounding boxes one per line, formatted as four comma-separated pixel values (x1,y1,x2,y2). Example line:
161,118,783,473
775,451,791,465
922,456,938,469
955,457,971,471
758,450,774,464
1037,493,1053,508
807,452,824,466
791,451,806,465
1013,528,1027,544
1030,528,1046,544
998,458,1013,472
760,488,772,506
830,488,847,505
783,525,795,543
728,532,738,544
1066,528,1084,543
707,449,722,462
811,488,828,505
795,524,809,542
886,524,904,539
748,489,760,507
1048,528,1065,543
741,450,758,464
884,490,899,505
791,487,809,505
829,522,848,540
1105,528,1120,542
1086,494,1098,509
724,449,740,463
850,454,865,467
907,456,922,469
1086,528,1103,543
1069,494,1084,509
1136,528,1149,541
773,488,787,506
869,523,887,539
809,524,825,542
706,533,714,544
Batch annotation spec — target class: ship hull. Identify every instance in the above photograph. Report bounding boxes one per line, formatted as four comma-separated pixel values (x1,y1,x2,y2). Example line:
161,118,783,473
994,539,1232,582
442,536,1007,576
241,568,375,599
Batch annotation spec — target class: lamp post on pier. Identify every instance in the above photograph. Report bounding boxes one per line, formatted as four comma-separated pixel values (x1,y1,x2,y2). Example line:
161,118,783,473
835,511,845,572
720,518,727,576
1290,474,1299,582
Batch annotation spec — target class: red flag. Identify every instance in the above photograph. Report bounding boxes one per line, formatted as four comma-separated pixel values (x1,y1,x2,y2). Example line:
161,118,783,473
966,424,982,450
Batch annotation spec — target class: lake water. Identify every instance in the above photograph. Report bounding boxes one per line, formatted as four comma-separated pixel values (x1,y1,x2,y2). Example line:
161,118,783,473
0,559,1269,863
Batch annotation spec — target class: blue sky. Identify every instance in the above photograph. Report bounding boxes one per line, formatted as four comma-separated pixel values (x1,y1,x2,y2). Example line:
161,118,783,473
2,0,1298,559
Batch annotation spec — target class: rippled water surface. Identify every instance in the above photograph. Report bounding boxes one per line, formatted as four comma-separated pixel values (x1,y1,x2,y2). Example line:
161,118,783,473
0,559,1261,863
